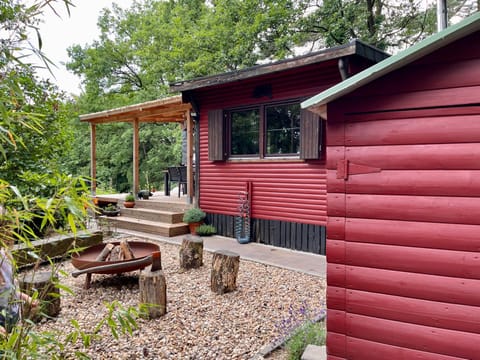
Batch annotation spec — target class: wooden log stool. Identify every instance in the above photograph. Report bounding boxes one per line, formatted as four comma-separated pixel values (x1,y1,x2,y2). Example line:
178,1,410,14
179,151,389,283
179,235,203,270
210,250,240,294
139,252,166,319
19,271,60,321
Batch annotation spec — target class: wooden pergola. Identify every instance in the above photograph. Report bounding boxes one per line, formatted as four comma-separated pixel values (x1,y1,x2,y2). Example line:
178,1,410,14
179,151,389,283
79,95,194,204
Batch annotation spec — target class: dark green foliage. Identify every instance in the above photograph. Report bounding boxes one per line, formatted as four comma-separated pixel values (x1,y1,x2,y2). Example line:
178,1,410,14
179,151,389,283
296,0,476,51
182,208,206,223
195,224,217,236
125,193,135,202
104,203,118,211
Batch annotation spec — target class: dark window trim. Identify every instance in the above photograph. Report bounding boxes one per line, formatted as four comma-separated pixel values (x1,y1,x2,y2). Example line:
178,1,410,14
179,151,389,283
209,98,323,163
226,98,303,159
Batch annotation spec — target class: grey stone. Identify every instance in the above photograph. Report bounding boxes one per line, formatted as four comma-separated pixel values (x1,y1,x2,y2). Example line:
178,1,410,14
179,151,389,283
13,230,103,267
301,345,326,360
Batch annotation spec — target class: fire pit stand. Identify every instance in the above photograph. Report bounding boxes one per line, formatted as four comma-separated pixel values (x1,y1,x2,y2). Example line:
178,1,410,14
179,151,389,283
71,241,161,289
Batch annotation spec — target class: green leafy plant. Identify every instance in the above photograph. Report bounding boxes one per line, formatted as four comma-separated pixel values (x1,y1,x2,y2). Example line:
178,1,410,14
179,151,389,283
1,296,141,359
182,207,206,223
0,182,141,359
104,203,118,211
195,224,216,236
124,193,135,202
0,2,141,357
285,320,325,360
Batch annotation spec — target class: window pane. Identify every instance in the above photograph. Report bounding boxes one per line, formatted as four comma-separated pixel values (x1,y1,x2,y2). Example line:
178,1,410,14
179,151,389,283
266,103,300,155
231,109,259,155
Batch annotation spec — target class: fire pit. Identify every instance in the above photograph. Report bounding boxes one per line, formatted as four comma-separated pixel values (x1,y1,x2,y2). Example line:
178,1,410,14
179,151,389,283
71,241,161,288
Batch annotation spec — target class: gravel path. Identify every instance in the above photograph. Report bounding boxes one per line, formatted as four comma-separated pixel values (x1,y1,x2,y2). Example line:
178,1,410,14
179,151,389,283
35,235,326,359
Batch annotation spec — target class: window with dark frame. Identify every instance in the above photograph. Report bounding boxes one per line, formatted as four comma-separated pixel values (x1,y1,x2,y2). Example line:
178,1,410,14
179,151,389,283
208,100,322,162
227,101,301,158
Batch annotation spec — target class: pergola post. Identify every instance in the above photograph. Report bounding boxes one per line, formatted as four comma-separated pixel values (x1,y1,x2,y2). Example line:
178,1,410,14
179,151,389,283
186,111,194,204
90,123,97,196
133,118,140,195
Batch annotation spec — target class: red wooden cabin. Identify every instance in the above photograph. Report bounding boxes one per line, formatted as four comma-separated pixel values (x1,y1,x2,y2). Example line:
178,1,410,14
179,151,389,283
171,41,388,254
303,13,480,359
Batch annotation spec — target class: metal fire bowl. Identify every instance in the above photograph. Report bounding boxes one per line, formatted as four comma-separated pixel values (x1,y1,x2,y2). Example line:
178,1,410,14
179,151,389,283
71,241,160,274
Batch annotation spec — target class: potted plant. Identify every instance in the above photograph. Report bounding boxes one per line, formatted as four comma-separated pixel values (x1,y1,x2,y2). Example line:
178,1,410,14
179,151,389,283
102,203,120,217
123,193,135,208
182,207,206,234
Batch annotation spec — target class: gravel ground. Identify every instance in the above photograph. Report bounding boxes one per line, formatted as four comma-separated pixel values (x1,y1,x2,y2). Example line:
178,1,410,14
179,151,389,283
34,234,326,359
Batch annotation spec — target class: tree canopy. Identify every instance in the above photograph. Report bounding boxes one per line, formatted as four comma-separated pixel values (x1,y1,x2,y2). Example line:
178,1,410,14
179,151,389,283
62,0,478,192
0,0,79,195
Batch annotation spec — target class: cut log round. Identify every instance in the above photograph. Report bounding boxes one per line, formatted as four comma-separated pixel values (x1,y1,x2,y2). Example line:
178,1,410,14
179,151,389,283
108,245,123,262
95,243,115,261
210,250,240,294
19,271,60,321
179,235,203,269
119,240,134,260
139,267,166,319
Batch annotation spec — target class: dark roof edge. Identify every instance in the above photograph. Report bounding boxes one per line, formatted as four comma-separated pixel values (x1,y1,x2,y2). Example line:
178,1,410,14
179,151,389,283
170,40,388,92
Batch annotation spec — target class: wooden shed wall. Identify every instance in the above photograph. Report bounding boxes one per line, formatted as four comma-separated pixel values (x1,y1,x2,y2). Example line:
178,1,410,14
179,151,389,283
193,61,343,227
326,31,480,359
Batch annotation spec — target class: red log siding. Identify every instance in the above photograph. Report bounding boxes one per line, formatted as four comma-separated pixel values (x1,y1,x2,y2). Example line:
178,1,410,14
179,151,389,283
194,61,342,225
326,31,480,359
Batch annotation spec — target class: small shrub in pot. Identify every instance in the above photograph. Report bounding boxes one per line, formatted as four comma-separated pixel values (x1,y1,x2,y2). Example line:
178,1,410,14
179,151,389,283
182,208,206,224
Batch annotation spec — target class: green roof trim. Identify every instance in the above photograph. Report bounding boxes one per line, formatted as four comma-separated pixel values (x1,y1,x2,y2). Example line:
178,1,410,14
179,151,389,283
301,12,480,112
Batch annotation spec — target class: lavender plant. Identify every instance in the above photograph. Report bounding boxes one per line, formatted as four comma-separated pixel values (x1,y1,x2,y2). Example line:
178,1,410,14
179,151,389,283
275,301,326,360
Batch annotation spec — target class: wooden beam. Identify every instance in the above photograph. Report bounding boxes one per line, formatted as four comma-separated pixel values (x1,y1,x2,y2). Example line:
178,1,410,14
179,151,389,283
80,103,192,124
79,95,184,122
90,124,97,195
133,118,140,194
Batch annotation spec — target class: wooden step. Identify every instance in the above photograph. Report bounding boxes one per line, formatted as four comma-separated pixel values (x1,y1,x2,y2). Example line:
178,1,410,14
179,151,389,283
101,216,189,237
120,208,184,224
133,199,192,212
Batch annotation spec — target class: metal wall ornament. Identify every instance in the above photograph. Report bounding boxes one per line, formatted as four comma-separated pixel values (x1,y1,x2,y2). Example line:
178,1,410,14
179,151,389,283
235,190,250,244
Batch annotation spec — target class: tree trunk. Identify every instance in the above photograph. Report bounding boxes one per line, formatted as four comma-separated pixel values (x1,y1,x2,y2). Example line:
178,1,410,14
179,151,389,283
179,235,203,269
139,267,167,319
19,271,61,321
210,250,240,294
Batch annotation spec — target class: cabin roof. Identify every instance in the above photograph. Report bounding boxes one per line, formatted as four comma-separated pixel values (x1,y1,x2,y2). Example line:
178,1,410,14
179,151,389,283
170,39,388,92
79,95,191,124
301,12,480,115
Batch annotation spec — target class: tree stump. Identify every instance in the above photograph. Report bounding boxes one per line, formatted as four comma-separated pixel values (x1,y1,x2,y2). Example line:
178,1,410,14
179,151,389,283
179,235,203,269
210,250,240,294
139,267,166,319
19,271,60,321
